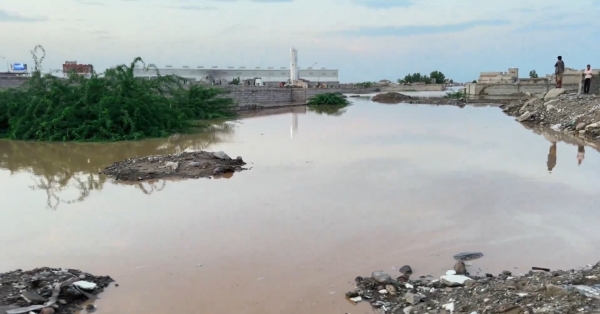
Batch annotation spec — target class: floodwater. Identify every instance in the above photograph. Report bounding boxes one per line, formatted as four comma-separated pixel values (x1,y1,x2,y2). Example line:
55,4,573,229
2,96,600,313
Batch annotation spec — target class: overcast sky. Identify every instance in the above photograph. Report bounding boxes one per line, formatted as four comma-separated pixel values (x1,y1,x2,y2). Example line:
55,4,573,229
1,0,598,82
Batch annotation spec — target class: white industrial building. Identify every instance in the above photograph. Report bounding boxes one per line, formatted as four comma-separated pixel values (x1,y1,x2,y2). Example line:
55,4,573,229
132,48,339,86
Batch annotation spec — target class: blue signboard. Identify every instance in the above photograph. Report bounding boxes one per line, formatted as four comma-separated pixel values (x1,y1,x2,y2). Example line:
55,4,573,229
10,63,27,72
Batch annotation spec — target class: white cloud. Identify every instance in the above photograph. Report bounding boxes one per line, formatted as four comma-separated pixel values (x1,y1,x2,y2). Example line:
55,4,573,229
1,0,599,82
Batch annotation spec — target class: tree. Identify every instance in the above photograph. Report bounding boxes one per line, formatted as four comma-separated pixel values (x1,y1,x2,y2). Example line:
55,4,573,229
429,71,446,85
472,80,477,83
449,79,454,84
398,73,431,84
529,70,538,78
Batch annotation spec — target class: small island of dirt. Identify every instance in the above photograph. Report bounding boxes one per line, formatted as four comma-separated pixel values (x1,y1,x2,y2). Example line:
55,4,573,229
371,92,413,104
101,151,248,181
0,267,113,314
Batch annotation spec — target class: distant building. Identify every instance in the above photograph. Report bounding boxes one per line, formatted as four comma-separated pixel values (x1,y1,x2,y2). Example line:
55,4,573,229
62,61,93,78
478,68,518,84
131,48,339,86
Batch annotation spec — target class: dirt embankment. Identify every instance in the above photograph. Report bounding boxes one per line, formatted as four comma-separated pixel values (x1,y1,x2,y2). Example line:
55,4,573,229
0,267,113,314
370,92,510,106
347,255,600,313
501,88,600,142
101,151,248,181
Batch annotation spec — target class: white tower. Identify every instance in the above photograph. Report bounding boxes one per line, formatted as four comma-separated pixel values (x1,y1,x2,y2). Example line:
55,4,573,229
290,48,298,83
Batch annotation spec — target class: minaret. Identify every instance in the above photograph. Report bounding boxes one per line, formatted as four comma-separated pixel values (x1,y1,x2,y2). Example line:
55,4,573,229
290,48,298,83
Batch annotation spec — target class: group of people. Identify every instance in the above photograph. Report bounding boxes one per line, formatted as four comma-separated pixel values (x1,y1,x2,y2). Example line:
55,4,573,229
553,56,594,94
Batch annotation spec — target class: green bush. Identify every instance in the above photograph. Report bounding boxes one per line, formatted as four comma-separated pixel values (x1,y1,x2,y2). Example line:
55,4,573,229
306,93,351,106
444,90,466,99
0,45,236,142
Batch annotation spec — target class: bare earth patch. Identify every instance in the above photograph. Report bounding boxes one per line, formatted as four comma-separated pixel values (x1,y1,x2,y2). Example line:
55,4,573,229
101,151,248,181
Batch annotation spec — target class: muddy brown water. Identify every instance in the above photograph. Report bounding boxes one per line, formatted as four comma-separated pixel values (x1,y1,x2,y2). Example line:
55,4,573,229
2,98,600,313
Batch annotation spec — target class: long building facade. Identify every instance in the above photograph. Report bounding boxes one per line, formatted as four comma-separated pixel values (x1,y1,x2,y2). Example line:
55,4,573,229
132,66,339,85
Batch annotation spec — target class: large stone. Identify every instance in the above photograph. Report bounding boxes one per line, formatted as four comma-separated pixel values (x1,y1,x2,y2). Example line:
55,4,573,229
576,122,587,131
517,111,533,122
213,151,231,160
585,122,600,130
440,274,473,287
545,284,569,296
454,261,467,275
544,88,566,100
399,265,413,275
404,293,421,305
371,271,392,284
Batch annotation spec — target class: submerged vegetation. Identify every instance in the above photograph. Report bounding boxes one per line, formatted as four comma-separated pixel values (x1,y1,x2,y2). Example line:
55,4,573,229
0,45,236,142
306,93,351,116
444,90,466,99
306,93,351,106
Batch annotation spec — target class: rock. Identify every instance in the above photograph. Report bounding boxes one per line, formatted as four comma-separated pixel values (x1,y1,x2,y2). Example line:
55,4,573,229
454,261,467,275
188,161,201,167
403,306,414,314
453,252,483,261
213,151,231,160
585,122,600,130
576,122,587,131
440,274,473,287
73,281,97,290
399,265,413,275
544,88,566,100
40,308,54,314
404,292,421,305
86,304,97,312
546,105,555,111
545,284,569,296
371,271,392,284
579,130,586,136
544,99,559,106
385,284,397,295
502,270,512,276
517,111,533,122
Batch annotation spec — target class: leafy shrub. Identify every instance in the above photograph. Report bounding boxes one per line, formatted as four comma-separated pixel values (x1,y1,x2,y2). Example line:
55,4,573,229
306,93,351,106
444,90,466,99
0,45,236,142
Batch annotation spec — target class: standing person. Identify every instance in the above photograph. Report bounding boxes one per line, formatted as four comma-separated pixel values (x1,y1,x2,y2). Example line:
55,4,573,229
584,64,593,94
555,56,565,88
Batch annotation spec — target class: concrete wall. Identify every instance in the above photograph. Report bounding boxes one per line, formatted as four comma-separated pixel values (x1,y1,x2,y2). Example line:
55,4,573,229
467,82,579,96
0,77,29,89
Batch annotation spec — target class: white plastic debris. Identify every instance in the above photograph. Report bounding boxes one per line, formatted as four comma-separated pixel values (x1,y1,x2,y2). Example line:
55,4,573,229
440,274,473,287
550,124,561,131
405,283,413,289
378,289,388,294
349,296,362,303
443,302,454,312
73,281,97,290
445,270,456,275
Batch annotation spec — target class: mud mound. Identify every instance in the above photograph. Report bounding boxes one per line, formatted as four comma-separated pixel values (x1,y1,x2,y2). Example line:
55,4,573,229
0,267,113,314
371,92,413,104
101,151,248,181
348,261,600,313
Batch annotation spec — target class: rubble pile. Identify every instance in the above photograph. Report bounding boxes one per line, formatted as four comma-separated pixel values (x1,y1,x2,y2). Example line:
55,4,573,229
0,267,113,314
347,253,600,313
501,88,600,142
101,151,248,181
371,92,414,104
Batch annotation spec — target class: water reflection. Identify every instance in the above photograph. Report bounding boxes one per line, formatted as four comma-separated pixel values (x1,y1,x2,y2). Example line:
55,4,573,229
307,105,349,116
578,145,585,166
547,142,557,173
0,123,235,209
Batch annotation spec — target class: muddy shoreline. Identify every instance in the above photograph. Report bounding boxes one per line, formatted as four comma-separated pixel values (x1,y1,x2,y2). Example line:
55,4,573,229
367,92,512,106
101,151,248,181
348,259,600,313
0,267,113,314
500,89,600,146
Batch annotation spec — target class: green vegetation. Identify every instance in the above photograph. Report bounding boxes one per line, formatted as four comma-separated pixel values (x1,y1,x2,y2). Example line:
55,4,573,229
444,90,466,99
229,77,240,85
472,80,477,83
0,45,236,142
306,93,351,106
397,71,447,84
355,82,375,88
529,70,538,78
